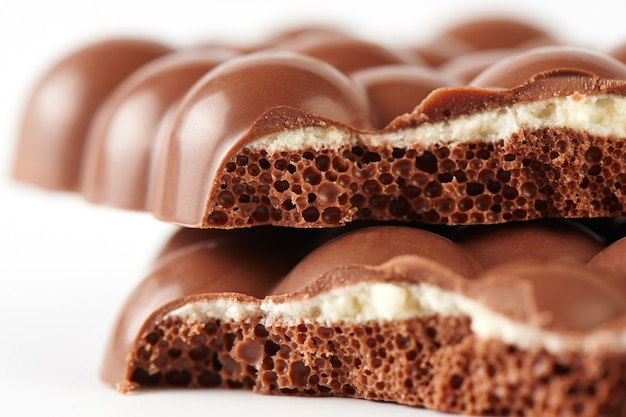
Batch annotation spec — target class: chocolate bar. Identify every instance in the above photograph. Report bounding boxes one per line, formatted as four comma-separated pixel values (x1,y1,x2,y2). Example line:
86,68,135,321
101,222,626,416
12,15,626,417
13,19,626,229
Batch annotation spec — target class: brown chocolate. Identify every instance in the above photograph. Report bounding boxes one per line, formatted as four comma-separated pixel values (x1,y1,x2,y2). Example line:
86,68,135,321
440,48,520,84
588,236,626,278
454,219,604,269
468,260,626,331
430,16,556,52
102,222,626,416
149,51,373,225
80,49,237,210
416,46,626,121
13,33,626,230
470,45,626,89
608,41,626,65
271,225,482,295
12,38,172,191
412,16,557,68
11,18,626,417
153,46,626,228
100,225,322,387
351,64,457,128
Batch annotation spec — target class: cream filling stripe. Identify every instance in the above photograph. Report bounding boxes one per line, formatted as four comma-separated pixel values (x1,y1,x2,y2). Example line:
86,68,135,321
164,281,626,354
246,94,626,153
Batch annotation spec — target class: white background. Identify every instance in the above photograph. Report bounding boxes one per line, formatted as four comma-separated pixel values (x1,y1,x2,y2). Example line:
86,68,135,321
1,1,625,416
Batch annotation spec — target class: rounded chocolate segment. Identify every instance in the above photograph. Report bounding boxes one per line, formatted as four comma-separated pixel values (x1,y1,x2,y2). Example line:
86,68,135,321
271,225,482,295
12,38,172,191
471,45,626,89
587,236,626,278
255,25,357,53
455,220,604,270
433,17,555,51
608,41,626,65
411,35,475,68
352,65,457,129
440,49,519,84
277,35,421,74
417,46,626,122
150,51,372,226
80,49,236,210
154,225,325,264
100,226,314,387
102,221,626,412
476,260,626,331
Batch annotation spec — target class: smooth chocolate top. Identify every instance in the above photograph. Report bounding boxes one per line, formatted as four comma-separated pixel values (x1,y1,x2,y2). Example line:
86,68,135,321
440,49,522,84
272,225,482,295
277,35,421,75
13,38,172,191
588,236,626,276
470,46,626,88
80,49,236,210
13,22,626,229
100,225,318,387
413,16,556,67
434,17,555,51
410,46,626,125
454,219,604,270
151,51,373,225
351,65,458,129
101,220,626,386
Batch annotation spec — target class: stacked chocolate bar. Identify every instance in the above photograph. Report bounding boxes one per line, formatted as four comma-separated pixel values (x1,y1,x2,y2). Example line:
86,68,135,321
12,16,626,417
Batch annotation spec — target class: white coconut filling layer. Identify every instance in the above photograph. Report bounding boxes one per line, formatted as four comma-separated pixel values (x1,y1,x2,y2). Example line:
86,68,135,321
164,281,626,355
246,94,626,153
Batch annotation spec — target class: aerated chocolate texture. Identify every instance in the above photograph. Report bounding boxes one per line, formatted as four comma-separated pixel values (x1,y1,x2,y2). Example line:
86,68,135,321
12,15,626,417
12,17,626,228
102,222,626,417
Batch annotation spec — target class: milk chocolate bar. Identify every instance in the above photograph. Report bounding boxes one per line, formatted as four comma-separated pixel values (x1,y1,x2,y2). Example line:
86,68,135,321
12,39,172,191
12,15,626,417
101,222,626,416
13,18,626,229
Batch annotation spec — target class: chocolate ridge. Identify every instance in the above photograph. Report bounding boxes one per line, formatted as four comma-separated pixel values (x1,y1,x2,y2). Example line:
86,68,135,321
162,47,626,228
150,51,372,225
12,38,172,191
100,222,626,415
81,49,236,210
100,228,308,387
14,38,626,229
102,223,626,388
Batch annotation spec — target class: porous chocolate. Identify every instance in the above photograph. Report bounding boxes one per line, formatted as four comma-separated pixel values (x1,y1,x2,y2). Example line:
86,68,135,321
12,23,626,229
12,16,626,417
101,222,626,417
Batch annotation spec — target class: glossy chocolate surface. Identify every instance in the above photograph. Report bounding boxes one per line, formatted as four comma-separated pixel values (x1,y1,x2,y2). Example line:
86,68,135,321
13,38,172,191
101,220,626,386
413,16,556,68
272,225,482,295
80,49,237,210
13,26,626,229
431,17,556,52
278,35,421,75
351,65,457,129
150,51,373,225
100,225,320,386
415,47,626,123
454,219,604,269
